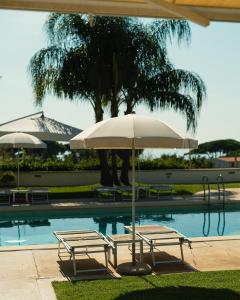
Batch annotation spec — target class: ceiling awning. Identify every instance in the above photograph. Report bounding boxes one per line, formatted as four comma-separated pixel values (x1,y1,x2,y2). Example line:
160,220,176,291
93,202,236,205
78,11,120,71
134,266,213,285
1,0,240,27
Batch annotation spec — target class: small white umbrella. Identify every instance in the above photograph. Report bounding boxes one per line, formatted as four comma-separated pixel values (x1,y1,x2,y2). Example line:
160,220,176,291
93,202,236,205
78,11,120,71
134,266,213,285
70,114,197,267
0,132,46,187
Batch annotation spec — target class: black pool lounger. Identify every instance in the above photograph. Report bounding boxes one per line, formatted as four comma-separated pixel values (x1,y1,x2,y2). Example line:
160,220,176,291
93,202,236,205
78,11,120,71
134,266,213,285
30,189,49,204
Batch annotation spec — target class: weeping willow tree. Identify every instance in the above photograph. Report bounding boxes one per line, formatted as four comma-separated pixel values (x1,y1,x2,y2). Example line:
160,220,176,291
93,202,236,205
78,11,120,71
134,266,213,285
29,15,206,186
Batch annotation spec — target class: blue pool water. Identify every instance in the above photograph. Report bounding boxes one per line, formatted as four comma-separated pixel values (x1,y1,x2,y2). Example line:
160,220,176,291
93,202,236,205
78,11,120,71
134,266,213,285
0,205,240,246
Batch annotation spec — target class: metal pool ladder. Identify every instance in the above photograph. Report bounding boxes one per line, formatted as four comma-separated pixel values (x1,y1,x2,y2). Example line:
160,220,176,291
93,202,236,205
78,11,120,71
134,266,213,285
217,174,225,207
202,174,225,207
202,175,210,205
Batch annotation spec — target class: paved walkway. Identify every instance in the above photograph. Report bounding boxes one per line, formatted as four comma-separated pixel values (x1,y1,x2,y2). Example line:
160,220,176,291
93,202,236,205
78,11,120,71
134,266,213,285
0,236,240,300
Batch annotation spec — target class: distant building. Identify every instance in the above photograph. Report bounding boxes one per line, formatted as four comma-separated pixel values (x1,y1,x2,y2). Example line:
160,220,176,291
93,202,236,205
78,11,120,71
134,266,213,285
214,157,240,168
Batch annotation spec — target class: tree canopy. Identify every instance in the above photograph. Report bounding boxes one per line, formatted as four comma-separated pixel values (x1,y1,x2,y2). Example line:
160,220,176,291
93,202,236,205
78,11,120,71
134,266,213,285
189,139,240,158
29,15,206,185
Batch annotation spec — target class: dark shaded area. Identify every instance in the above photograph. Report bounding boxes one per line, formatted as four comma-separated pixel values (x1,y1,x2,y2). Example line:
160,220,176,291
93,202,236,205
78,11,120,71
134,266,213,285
114,286,240,300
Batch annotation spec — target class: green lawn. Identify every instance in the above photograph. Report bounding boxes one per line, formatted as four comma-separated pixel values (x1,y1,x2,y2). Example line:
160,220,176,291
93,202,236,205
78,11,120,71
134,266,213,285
17,182,240,199
52,270,240,300
48,182,240,199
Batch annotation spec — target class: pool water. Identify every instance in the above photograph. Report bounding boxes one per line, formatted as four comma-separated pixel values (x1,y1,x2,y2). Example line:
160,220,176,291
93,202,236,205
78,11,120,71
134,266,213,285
0,205,240,246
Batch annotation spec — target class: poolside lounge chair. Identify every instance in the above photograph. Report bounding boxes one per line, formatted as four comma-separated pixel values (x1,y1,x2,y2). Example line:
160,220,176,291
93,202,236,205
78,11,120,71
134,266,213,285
96,186,117,201
125,225,192,266
117,185,149,201
53,230,112,275
0,190,11,205
149,185,174,200
30,188,49,204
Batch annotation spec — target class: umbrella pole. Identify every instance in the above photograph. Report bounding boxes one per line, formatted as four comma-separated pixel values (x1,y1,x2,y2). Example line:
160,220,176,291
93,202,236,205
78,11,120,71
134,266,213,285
17,149,20,188
132,148,136,265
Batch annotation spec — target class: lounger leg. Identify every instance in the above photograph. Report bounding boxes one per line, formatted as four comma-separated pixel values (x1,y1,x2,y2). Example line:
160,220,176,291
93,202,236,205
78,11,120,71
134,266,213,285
72,252,77,275
104,247,108,271
151,242,156,266
179,238,184,263
58,241,61,257
113,245,118,268
139,240,143,263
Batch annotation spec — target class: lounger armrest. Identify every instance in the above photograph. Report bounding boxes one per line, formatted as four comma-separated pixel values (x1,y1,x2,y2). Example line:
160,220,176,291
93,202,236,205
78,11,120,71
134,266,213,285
184,238,192,249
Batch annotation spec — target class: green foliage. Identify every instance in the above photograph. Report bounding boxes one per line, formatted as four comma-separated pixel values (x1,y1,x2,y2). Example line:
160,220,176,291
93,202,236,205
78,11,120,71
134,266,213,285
0,155,212,171
190,139,240,157
0,171,16,187
137,155,213,170
29,15,206,132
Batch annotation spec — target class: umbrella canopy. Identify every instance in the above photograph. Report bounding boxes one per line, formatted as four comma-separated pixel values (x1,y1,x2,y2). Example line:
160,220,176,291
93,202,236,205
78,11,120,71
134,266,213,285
0,132,47,149
70,114,197,269
1,0,240,27
0,132,46,187
0,112,81,142
70,114,197,150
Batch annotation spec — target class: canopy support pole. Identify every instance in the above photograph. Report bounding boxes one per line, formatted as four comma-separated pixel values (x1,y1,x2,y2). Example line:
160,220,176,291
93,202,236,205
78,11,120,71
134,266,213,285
17,149,20,187
131,148,136,265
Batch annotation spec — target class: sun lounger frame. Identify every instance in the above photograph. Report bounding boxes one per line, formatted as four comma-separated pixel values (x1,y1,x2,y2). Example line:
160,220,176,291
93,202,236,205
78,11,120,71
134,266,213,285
149,185,174,200
0,190,11,205
30,189,49,204
53,230,112,275
125,225,192,266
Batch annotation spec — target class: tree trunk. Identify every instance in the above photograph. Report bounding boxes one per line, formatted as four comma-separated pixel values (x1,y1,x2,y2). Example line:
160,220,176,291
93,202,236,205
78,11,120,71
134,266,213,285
111,52,120,185
98,150,113,186
111,150,120,185
118,98,135,185
95,99,113,186
118,150,131,185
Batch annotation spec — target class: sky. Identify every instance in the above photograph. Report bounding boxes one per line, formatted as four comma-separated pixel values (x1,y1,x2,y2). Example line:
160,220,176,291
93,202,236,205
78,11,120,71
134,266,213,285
0,9,240,155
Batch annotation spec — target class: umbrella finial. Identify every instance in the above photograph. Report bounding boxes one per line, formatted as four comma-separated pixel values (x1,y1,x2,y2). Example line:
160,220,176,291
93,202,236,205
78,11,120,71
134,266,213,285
41,111,45,119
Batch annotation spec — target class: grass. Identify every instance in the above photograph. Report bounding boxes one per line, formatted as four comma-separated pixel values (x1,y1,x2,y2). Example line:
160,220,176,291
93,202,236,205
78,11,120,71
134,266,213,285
52,270,240,300
15,182,240,199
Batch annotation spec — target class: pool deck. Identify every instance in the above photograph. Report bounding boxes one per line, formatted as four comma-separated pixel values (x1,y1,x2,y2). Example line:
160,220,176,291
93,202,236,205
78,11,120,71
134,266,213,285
0,188,240,213
0,188,240,299
0,236,240,299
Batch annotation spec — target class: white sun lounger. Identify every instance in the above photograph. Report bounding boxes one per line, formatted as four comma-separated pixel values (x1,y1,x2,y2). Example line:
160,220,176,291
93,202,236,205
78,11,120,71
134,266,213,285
53,230,112,275
125,225,192,266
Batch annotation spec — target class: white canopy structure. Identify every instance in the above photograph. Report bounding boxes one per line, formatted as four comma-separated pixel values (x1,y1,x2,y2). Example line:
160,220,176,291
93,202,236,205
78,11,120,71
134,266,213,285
0,132,46,187
70,114,197,267
1,1,240,27
0,112,81,142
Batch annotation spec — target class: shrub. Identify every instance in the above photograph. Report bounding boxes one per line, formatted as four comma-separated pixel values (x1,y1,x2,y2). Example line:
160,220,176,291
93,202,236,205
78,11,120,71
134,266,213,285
0,171,16,187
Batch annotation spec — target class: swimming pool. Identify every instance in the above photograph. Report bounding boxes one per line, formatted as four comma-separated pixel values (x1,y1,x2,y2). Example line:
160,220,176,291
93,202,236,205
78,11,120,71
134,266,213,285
0,205,239,246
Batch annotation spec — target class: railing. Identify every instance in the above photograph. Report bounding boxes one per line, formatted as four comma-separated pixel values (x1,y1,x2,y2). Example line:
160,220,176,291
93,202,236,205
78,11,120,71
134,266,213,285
202,209,226,237
202,175,210,205
202,174,226,207
217,174,225,207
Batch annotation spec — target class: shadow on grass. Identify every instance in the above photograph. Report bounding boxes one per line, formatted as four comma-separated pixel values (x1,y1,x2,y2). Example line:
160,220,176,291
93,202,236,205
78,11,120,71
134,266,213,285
114,286,240,300
57,258,116,281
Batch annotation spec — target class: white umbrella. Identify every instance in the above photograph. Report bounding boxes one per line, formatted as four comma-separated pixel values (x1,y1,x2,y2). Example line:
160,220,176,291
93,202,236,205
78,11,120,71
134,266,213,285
0,111,81,142
70,114,197,268
0,132,46,187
